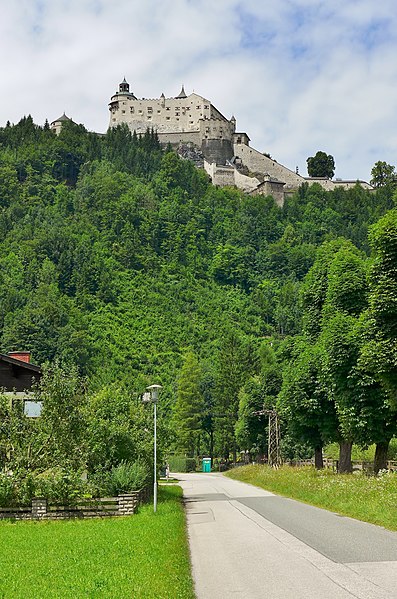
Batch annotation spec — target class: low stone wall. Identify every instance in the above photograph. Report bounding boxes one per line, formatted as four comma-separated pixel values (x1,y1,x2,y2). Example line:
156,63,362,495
0,486,151,521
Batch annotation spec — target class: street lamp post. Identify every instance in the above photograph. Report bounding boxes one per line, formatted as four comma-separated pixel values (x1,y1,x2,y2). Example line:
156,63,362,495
143,384,162,513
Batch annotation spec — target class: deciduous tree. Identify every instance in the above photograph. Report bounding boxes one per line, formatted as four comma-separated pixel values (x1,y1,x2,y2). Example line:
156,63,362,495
307,151,335,178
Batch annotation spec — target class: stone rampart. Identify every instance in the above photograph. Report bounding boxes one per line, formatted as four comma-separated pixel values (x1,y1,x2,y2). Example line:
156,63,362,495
233,144,305,189
204,161,235,187
201,139,234,165
303,178,373,191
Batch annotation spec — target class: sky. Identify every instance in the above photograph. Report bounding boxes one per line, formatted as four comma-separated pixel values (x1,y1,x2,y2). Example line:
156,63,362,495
1,0,397,180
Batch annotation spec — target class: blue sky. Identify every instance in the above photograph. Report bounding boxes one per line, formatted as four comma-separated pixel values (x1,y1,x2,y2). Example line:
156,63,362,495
1,0,396,180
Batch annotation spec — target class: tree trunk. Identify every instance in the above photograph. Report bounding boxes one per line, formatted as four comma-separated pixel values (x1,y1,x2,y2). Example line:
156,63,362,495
338,441,353,473
314,445,324,469
209,430,214,462
374,440,390,474
232,441,237,466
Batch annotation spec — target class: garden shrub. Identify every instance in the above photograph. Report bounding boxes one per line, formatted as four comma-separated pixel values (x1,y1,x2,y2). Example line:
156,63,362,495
35,468,91,504
95,460,149,496
168,456,196,473
0,473,17,507
0,469,91,507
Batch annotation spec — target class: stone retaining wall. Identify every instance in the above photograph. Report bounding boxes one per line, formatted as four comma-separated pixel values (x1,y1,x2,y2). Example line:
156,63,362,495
0,486,151,521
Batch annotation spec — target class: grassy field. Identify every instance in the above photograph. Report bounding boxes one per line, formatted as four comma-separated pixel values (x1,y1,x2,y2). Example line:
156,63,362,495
0,486,194,599
226,465,397,531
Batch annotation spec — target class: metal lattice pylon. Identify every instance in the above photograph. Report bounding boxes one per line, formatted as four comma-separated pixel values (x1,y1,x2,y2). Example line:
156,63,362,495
253,408,281,468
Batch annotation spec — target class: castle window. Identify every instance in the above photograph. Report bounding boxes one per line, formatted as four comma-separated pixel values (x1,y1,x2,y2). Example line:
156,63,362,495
130,107,134,113
175,112,180,116
166,117,170,120
166,107,170,111
175,107,180,110
204,104,209,109
122,110,126,114
157,110,161,113
147,107,153,113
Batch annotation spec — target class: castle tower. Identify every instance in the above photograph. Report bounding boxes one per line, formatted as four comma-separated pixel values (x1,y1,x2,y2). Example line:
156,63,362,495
119,77,130,94
50,112,75,135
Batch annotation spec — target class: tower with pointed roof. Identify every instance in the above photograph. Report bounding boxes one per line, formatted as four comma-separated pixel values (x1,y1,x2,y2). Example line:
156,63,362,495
50,112,76,135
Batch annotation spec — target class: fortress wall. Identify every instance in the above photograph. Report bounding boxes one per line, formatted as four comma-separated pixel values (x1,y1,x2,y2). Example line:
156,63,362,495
333,181,373,190
251,181,285,206
204,161,260,192
234,170,261,193
199,119,234,141
302,178,373,191
234,144,305,189
201,139,234,165
204,161,235,187
158,131,202,146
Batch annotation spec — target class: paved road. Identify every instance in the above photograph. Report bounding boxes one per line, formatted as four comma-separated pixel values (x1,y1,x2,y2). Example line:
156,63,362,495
177,472,397,599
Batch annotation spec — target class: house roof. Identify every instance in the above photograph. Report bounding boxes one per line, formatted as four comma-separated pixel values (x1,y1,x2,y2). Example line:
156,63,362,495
52,113,72,124
0,353,41,373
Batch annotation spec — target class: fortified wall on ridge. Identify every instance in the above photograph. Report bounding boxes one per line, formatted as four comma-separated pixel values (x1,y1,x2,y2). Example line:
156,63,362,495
52,78,373,206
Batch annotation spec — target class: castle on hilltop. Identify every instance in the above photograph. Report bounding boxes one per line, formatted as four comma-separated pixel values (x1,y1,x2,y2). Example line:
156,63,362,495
53,78,373,205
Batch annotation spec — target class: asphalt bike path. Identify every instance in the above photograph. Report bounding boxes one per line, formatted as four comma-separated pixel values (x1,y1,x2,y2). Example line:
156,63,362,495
177,472,397,599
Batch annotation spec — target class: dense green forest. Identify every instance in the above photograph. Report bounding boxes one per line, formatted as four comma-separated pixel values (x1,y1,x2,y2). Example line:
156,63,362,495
0,115,396,481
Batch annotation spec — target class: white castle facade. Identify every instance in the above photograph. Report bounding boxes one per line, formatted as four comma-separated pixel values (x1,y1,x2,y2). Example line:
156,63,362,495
53,79,373,206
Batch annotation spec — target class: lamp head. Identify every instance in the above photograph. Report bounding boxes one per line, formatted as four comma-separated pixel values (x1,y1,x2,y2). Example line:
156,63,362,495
146,384,163,403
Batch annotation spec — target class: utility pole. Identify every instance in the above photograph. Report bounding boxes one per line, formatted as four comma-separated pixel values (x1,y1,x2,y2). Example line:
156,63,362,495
253,409,281,468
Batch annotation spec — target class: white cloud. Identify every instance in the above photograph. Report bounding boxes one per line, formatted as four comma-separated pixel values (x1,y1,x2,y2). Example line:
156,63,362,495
0,0,396,180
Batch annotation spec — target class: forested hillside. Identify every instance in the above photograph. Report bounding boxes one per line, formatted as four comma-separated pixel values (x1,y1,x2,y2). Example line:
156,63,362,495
0,116,396,468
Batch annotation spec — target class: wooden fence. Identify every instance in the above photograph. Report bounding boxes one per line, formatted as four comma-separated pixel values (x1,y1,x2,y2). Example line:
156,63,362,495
286,458,397,472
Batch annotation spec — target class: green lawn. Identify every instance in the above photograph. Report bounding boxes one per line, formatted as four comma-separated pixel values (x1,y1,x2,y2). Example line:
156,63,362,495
0,486,194,599
226,465,397,531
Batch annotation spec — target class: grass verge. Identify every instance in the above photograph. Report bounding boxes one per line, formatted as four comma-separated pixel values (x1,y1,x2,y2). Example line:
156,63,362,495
226,465,397,531
0,485,194,599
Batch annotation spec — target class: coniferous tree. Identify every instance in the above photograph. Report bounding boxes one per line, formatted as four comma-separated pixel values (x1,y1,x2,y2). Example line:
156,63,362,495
173,351,204,457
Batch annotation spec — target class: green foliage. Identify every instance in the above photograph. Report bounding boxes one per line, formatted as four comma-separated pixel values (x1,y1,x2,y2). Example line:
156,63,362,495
0,116,395,471
95,460,149,496
173,351,204,456
0,468,90,507
278,340,337,451
307,151,335,178
370,161,396,189
363,209,397,404
235,377,267,454
167,456,196,472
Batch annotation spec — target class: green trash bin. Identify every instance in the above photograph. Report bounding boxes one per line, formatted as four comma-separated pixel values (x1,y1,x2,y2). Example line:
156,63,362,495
202,457,211,473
